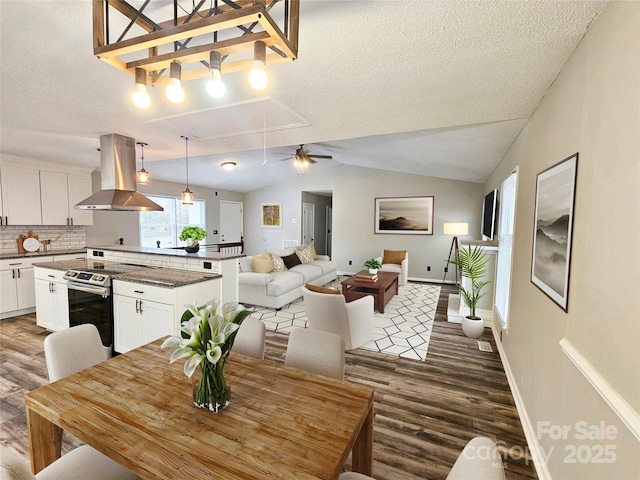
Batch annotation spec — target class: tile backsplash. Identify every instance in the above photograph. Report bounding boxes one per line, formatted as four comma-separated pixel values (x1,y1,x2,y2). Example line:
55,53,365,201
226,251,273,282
0,226,86,254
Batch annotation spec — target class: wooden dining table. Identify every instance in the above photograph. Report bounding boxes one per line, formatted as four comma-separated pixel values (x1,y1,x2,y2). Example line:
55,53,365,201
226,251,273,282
25,338,375,479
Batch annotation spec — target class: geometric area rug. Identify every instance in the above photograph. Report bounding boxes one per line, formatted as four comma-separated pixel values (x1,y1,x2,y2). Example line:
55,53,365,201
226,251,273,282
247,278,441,361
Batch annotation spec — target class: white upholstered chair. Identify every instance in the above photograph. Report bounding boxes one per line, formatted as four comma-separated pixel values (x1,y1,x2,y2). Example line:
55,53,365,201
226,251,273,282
338,436,505,480
302,285,374,351
232,317,266,359
375,250,409,286
42,325,140,480
0,444,139,480
285,328,345,380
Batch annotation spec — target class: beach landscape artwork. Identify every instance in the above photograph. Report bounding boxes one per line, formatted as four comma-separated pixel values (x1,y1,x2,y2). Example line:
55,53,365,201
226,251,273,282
531,153,578,311
375,196,434,235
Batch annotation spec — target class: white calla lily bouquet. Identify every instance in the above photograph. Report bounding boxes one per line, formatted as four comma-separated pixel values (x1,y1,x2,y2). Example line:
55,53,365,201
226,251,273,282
161,299,251,412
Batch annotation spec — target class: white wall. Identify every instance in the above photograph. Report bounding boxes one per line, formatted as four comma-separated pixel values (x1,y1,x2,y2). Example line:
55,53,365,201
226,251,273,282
243,164,485,281
85,173,243,247
486,2,639,478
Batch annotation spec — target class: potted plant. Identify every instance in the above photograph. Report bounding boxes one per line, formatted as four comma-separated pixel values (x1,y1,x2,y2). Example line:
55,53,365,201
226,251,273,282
448,245,491,338
179,226,207,253
363,258,382,274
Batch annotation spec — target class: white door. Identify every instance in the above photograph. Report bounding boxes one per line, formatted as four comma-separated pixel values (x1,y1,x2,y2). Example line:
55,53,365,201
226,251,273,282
220,201,243,244
302,202,315,246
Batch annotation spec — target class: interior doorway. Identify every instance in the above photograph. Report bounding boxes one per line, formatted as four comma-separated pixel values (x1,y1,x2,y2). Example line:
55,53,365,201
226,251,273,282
301,191,332,256
220,201,243,244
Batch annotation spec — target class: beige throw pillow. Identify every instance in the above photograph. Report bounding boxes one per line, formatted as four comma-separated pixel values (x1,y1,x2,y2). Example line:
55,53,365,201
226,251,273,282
297,243,317,259
296,245,315,264
252,250,273,273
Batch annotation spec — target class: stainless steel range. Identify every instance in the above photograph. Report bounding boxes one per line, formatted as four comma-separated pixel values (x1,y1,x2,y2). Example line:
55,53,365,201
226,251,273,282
63,262,147,357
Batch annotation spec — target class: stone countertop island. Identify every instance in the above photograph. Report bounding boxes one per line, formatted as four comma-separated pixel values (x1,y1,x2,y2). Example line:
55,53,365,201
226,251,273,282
85,245,241,303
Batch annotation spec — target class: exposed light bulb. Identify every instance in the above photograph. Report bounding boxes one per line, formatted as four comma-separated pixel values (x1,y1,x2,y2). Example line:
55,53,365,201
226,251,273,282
131,69,151,109
166,77,185,104
206,69,226,97
248,61,269,91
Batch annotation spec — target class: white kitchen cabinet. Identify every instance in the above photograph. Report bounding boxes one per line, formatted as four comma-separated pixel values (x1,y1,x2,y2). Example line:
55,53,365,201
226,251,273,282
0,257,53,318
113,286,174,354
40,172,93,226
113,277,220,354
0,165,42,225
34,267,69,331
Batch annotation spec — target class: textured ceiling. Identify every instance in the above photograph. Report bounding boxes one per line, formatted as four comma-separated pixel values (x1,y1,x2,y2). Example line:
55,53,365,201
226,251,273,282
0,0,607,192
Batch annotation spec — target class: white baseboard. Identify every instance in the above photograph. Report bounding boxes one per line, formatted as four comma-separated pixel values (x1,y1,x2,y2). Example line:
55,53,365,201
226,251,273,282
491,325,551,480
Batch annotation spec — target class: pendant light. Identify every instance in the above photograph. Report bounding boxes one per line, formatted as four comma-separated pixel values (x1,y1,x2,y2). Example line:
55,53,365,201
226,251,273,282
248,41,269,91
131,68,151,109
136,142,150,184
181,136,194,205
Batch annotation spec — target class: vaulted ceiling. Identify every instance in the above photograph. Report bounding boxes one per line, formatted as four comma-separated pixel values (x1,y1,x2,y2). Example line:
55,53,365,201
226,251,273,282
0,0,607,192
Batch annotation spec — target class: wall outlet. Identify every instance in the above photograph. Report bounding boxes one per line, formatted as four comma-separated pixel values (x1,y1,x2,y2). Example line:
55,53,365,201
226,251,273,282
426,266,431,272
348,260,352,265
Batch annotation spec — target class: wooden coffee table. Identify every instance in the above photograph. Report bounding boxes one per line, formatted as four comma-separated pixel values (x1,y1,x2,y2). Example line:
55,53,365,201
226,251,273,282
342,271,399,313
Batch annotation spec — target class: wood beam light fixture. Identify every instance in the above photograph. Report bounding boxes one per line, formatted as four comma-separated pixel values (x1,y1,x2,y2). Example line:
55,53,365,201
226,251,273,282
93,0,300,108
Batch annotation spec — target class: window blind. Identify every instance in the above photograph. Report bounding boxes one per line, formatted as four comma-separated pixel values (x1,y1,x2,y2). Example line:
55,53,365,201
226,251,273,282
495,170,518,329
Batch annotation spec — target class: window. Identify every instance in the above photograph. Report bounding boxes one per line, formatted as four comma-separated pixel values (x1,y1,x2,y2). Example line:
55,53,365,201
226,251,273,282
139,196,206,248
495,169,518,329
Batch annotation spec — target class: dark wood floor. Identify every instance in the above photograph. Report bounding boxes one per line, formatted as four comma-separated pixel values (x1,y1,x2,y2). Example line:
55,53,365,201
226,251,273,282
0,284,537,479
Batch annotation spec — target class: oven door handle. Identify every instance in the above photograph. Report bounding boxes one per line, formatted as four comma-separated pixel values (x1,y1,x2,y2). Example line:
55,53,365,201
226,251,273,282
67,282,110,297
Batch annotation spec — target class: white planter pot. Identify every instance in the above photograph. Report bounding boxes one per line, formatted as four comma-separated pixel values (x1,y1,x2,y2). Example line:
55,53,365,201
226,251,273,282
461,316,484,338
368,268,378,274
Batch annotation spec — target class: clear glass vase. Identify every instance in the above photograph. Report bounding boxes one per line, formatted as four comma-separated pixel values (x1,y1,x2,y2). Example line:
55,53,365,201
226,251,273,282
192,361,230,413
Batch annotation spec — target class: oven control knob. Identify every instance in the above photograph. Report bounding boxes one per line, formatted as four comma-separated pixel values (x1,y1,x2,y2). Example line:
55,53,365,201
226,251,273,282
94,275,105,282
66,271,77,277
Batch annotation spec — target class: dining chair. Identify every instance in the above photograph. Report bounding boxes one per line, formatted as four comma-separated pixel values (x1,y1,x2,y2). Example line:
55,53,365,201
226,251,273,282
41,325,141,480
0,444,139,480
232,317,266,359
302,285,374,351
284,328,345,380
338,436,505,480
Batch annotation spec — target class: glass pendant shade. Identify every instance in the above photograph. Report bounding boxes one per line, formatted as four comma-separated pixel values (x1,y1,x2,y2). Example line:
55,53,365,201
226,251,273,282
182,187,194,205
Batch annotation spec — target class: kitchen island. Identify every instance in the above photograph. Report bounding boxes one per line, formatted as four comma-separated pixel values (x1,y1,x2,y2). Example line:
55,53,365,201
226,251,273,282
85,245,242,304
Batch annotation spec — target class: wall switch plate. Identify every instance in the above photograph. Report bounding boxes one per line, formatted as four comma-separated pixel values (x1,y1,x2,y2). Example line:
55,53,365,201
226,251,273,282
213,230,218,234
292,218,297,224
203,262,212,270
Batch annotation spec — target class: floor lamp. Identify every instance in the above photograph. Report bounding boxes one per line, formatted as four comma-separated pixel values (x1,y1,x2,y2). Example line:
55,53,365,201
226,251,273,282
443,222,468,284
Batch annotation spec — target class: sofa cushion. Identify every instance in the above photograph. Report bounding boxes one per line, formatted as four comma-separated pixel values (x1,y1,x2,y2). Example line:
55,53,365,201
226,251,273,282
383,249,406,265
289,263,323,283
252,250,273,273
266,272,304,297
270,254,285,272
296,245,314,264
239,256,253,273
282,252,302,269
305,283,340,295
311,259,336,276
239,272,274,286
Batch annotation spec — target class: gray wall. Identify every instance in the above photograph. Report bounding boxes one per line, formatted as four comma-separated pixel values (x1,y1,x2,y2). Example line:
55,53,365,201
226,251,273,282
243,164,485,281
486,2,639,478
85,173,243,247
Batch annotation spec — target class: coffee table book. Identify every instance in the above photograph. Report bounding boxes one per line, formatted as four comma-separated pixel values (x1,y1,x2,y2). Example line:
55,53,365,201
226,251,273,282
355,270,378,282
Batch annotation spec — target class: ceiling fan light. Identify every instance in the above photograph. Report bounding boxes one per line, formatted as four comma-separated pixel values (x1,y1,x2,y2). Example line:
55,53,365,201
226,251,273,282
131,68,151,109
166,62,185,104
221,162,236,171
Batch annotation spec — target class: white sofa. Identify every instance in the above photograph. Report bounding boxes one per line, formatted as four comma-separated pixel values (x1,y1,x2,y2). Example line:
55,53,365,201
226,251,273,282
238,248,337,309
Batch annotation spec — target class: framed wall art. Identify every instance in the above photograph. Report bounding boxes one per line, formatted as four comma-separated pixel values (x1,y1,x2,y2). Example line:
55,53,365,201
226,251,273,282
375,196,434,235
261,203,282,228
531,153,578,312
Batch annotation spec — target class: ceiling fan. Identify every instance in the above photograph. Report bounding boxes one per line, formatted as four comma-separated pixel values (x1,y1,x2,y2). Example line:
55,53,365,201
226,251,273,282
280,145,333,173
